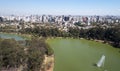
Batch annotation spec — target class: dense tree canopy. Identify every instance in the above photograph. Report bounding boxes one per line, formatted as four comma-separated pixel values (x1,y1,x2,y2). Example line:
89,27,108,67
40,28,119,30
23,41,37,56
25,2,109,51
0,39,25,70
0,37,53,71
19,25,120,48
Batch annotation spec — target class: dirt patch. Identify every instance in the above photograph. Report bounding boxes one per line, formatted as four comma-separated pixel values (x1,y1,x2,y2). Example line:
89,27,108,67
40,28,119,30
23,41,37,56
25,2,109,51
40,55,54,71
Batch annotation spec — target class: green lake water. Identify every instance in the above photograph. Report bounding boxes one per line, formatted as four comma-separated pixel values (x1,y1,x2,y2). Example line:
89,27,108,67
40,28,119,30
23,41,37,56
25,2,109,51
0,33,120,71
47,38,120,71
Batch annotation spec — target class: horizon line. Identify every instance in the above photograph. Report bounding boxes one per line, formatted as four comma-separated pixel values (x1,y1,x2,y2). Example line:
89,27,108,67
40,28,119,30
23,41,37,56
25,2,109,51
1,13,120,16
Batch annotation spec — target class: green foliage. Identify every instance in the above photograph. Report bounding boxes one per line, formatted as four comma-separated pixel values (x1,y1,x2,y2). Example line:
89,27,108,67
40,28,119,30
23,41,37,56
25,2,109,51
45,43,54,56
104,27,120,47
21,27,62,37
86,27,105,40
0,37,54,71
74,22,81,26
25,37,54,71
20,25,120,48
0,39,25,69
68,27,80,38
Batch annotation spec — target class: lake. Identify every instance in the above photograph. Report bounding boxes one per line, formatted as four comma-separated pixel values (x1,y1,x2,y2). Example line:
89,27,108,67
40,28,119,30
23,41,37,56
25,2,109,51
0,33,24,41
0,33,120,71
47,38,120,71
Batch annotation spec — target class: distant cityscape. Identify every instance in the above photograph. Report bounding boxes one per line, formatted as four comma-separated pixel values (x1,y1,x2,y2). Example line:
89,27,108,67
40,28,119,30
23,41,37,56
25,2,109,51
0,15,120,31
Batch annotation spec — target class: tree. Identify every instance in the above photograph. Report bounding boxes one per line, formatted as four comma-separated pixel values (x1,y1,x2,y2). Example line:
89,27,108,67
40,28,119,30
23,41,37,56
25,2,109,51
0,17,3,22
25,37,54,71
104,27,120,48
0,39,25,69
68,27,80,38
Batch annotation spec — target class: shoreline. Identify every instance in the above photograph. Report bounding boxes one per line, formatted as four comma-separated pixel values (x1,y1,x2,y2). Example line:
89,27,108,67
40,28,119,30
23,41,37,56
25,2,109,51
40,55,54,71
0,32,119,71
0,32,115,44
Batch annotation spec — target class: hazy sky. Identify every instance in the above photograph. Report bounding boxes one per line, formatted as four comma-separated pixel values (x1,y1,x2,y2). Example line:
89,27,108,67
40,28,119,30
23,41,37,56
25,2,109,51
0,0,120,15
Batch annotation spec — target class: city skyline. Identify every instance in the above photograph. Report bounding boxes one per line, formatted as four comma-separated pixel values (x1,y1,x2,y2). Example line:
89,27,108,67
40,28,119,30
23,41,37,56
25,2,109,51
0,0,120,16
